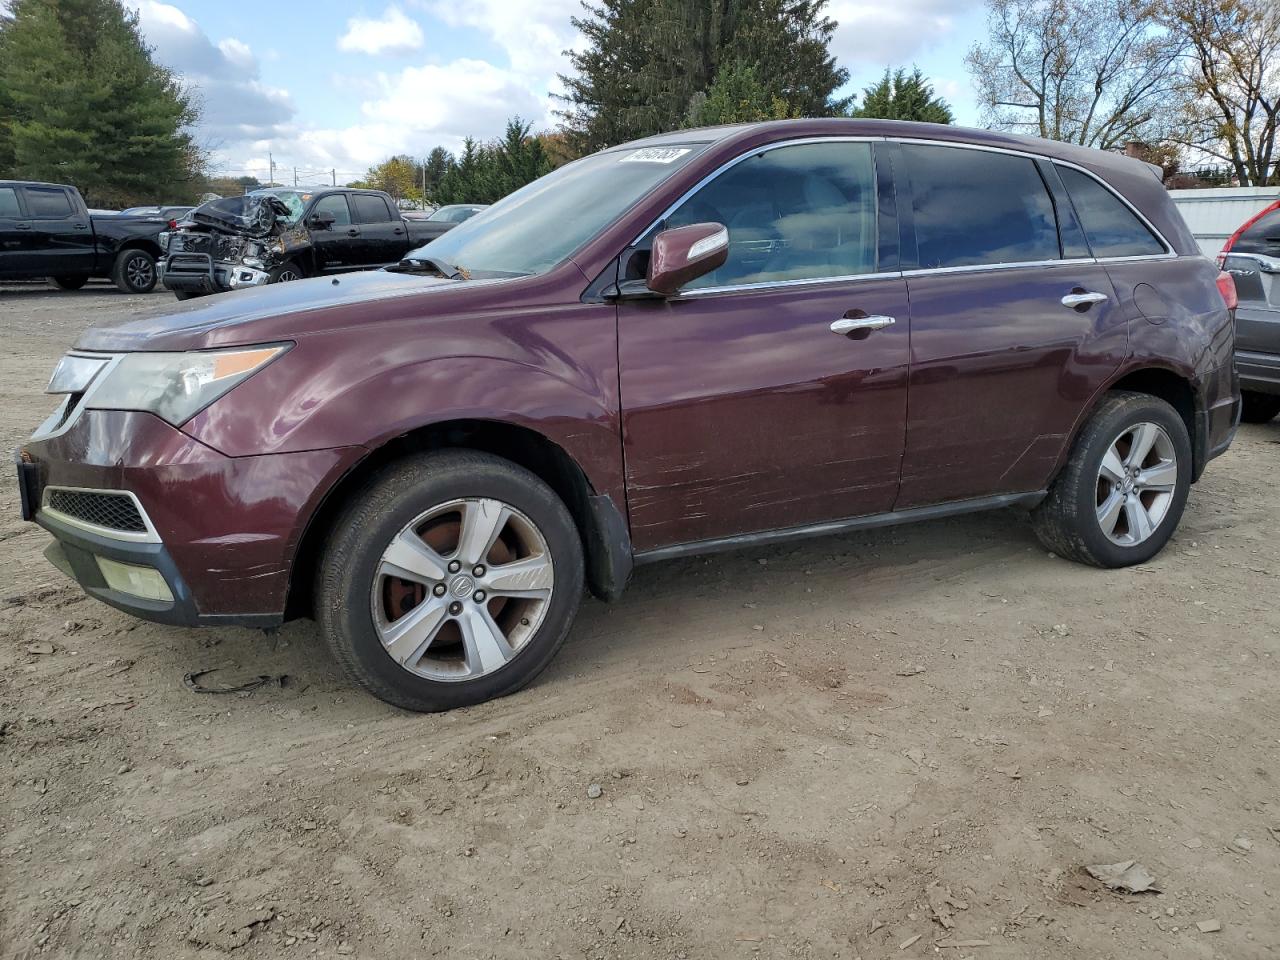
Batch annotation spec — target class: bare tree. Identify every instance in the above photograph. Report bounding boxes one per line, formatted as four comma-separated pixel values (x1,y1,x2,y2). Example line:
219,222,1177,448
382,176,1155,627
1161,0,1280,185
966,0,1185,150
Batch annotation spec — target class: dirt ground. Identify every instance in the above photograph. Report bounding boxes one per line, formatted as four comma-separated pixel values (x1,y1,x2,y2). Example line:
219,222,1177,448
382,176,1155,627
2,280,1278,960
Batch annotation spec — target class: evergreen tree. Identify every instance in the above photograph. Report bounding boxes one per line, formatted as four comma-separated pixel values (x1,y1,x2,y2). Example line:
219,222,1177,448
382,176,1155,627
558,0,850,152
0,0,203,206
685,60,798,126
420,146,454,198
434,119,555,205
852,67,954,124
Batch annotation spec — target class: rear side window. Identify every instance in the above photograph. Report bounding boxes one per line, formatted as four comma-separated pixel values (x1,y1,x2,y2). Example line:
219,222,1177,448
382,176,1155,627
903,144,1059,269
23,186,74,219
352,194,393,223
1234,206,1280,255
312,194,352,226
665,140,879,288
0,187,19,218
1057,166,1165,258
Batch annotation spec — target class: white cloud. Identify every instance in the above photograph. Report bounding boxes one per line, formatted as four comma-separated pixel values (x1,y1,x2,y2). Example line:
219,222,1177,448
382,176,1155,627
828,0,981,65
426,0,581,80
127,0,295,155
337,6,425,56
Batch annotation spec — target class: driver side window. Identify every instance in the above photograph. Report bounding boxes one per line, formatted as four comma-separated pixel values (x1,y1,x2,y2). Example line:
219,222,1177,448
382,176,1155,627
313,194,352,226
665,141,878,290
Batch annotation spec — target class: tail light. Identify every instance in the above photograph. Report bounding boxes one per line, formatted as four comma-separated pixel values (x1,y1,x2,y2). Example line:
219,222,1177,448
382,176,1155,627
167,219,178,229
1218,198,1280,267
1216,270,1238,311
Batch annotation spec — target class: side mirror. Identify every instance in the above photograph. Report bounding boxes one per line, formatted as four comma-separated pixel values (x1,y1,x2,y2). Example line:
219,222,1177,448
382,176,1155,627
646,222,728,296
309,213,335,229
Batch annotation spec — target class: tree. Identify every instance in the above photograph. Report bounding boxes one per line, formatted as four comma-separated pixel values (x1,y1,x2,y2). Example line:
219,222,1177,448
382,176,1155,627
1160,0,1280,185
852,67,954,124
558,0,850,153
433,119,554,205
965,0,1185,150
685,60,799,126
419,146,454,197
0,0,203,206
362,154,419,201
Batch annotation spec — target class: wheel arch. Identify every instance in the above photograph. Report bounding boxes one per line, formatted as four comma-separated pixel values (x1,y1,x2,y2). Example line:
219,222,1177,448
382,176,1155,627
114,237,164,261
285,417,632,620
1054,364,1202,486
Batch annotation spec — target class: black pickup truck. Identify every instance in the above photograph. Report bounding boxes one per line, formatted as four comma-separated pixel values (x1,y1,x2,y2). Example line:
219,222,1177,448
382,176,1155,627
159,187,438,298
0,181,168,293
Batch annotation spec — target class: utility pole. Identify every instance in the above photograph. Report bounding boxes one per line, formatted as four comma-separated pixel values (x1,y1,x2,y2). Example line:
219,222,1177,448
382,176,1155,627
293,167,298,187
268,151,275,187
332,168,336,186
422,158,427,209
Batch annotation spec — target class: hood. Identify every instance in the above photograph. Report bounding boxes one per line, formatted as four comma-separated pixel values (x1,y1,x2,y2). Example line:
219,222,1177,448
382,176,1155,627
188,194,293,236
75,270,461,352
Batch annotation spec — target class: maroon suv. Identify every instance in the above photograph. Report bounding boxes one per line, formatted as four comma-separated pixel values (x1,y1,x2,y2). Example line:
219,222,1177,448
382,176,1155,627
18,119,1240,711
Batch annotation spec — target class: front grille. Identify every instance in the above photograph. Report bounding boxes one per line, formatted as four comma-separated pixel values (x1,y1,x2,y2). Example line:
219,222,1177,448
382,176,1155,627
46,489,147,533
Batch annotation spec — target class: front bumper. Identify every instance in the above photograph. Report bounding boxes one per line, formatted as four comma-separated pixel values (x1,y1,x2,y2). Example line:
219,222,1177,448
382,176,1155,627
17,410,363,627
158,253,269,294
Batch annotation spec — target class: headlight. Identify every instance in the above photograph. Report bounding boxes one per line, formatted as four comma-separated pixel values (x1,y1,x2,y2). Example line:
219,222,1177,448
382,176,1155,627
85,345,288,425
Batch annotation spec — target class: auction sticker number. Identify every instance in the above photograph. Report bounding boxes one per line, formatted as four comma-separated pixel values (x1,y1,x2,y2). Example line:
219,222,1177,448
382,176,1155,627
620,148,692,164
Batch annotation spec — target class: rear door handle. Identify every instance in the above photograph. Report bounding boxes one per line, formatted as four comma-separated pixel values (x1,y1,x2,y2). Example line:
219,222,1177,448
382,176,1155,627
16,223,32,230
347,228,360,237
830,315,895,335
72,222,88,230
1061,291,1109,308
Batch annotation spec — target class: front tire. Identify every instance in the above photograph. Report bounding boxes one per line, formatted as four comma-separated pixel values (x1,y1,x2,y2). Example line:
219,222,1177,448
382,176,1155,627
111,249,157,293
315,450,584,712
1240,391,1280,423
268,260,303,283
1031,391,1191,568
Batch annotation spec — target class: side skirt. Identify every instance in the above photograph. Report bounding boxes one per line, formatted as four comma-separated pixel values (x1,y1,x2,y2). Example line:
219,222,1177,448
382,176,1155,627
632,491,1047,566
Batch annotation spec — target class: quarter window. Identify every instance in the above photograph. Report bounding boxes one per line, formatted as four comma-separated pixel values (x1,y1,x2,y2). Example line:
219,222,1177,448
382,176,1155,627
903,144,1059,269
0,187,19,218
312,194,352,226
23,186,74,219
664,141,878,288
1233,206,1280,255
1057,166,1165,258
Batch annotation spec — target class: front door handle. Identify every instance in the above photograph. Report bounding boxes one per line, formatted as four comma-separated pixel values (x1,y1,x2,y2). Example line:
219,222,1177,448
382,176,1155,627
347,228,360,237
830,315,895,335
1061,291,1109,309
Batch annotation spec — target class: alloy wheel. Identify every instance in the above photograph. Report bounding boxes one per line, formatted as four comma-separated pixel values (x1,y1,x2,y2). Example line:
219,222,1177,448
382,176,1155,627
276,268,300,282
127,255,154,289
1095,421,1177,546
370,498,554,681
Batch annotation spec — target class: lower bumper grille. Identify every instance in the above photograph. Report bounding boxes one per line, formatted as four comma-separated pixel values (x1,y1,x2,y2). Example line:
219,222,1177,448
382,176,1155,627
45,488,148,535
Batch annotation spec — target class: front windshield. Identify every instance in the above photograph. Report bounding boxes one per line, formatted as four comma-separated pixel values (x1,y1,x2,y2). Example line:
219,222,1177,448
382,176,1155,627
250,189,307,223
405,144,705,277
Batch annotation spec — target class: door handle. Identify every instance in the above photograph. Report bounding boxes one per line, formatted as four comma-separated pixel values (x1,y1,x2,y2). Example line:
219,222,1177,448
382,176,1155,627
830,315,895,335
347,228,360,237
72,222,88,230
393,227,404,235
16,223,32,230
1061,291,1108,308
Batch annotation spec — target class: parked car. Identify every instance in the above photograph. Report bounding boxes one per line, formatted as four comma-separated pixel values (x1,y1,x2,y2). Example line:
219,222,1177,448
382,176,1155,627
1219,200,1280,422
158,187,435,299
0,181,168,292
19,119,1240,712
410,203,488,241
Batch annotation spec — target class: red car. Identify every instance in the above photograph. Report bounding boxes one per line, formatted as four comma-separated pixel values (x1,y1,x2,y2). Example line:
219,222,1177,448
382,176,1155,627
18,119,1240,711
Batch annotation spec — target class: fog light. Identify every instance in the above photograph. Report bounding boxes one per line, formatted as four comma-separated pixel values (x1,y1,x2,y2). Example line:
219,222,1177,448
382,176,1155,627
96,557,173,602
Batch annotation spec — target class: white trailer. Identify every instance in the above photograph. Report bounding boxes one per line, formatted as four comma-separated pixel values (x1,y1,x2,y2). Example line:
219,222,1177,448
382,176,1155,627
1170,187,1280,258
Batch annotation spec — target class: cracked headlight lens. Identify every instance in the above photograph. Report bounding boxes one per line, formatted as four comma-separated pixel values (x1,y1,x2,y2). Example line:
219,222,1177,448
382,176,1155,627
86,345,289,425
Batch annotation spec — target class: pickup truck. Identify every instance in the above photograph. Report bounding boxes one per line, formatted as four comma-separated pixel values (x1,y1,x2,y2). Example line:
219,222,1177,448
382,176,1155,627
0,180,169,293
1219,200,1280,422
158,187,437,299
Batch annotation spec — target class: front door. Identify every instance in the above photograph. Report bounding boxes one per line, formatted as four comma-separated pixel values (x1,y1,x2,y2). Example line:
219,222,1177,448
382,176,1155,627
618,140,910,552
0,185,26,278
309,194,357,271
891,142,1126,508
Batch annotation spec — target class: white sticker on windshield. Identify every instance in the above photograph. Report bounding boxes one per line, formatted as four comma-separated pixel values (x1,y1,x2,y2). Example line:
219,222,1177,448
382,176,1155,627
620,147,692,164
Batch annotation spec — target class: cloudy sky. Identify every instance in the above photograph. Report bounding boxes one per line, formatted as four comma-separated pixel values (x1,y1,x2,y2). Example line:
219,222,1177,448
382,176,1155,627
125,0,989,186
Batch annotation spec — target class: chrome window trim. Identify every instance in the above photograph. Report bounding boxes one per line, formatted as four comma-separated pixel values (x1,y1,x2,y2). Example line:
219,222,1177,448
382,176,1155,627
678,270,902,298
40,485,162,544
625,133,1180,299
29,352,123,442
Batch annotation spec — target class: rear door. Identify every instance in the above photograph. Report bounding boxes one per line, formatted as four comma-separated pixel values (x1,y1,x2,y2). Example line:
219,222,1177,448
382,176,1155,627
17,185,94,276
0,185,26,278
350,194,405,265
893,142,1124,508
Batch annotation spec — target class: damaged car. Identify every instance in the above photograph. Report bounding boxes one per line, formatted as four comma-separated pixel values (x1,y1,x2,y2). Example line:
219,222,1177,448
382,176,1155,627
158,187,434,299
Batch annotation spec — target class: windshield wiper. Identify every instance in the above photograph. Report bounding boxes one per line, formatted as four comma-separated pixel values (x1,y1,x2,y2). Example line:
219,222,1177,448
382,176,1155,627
388,255,470,280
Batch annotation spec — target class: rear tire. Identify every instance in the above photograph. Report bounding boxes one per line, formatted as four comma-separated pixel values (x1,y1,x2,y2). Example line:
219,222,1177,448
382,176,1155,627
1031,391,1191,568
315,450,585,712
52,275,88,291
111,249,157,293
1240,391,1280,423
